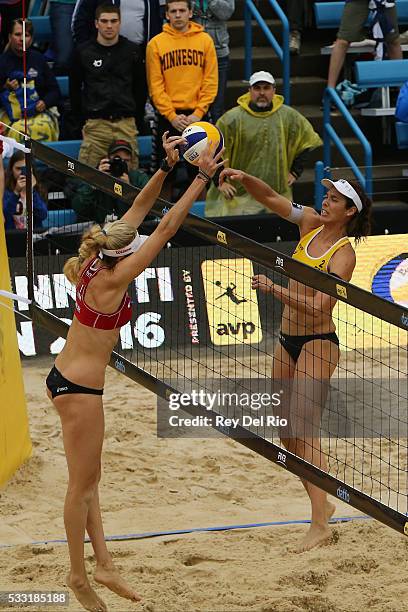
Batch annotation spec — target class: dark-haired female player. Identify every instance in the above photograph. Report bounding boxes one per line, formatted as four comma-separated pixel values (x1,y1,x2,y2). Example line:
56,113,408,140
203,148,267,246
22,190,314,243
219,168,372,553
46,134,225,612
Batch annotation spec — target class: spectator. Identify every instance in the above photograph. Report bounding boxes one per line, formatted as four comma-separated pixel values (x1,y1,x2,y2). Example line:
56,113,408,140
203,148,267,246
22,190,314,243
0,1,23,51
192,1,235,122
72,0,164,45
205,71,322,216
71,139,149,224
287,0,305,55
72,0,165,131
70,4,145,169
327,0,402,88
0,19,61,142
3,150,48,229
49,0,76,75
146,0,218,172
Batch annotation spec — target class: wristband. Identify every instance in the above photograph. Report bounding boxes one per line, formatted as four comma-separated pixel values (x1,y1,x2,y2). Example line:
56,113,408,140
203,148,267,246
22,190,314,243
197,169,211,183
160,158,174,173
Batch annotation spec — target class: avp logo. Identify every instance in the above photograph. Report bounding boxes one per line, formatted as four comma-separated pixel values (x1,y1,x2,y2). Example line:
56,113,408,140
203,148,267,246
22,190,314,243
277,451,287,468
275,256,284,269
67,160,75,173
93,59,102,67
202,258,262,346
336,284,348,299
114,358,126,373
114,182,122,196
336,486,350,503
401,312,408,328
217,231,227,245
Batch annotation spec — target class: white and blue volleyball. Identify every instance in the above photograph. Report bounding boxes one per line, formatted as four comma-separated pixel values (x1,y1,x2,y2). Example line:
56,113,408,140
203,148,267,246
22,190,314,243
180,121,224,166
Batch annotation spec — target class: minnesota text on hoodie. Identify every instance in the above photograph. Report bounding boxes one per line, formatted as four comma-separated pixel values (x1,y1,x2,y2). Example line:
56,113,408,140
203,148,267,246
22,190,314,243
146,21,218,121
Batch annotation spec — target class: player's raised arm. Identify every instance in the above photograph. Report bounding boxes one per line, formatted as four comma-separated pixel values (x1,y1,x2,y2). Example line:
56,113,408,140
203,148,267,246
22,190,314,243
219,167,320,228
121,132,187,229
113,144,226,287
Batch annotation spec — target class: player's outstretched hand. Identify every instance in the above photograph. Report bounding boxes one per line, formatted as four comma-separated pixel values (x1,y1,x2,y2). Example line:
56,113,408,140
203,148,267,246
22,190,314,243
198,142,227,179
251,274,273,293
219,167,245,185
162,131,187,168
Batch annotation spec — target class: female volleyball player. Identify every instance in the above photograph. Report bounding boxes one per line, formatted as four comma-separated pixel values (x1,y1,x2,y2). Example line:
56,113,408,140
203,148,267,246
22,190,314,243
219,168,372,552
46,134,225,612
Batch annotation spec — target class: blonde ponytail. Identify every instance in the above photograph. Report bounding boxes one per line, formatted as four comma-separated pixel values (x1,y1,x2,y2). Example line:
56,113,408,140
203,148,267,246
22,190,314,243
63,220,137,285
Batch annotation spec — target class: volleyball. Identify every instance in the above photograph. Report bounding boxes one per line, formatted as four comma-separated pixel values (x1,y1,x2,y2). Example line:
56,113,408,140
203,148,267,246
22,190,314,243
180,121,224,166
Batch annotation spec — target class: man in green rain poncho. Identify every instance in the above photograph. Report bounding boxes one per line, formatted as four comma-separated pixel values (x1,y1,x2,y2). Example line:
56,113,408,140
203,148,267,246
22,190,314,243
205,71,322,216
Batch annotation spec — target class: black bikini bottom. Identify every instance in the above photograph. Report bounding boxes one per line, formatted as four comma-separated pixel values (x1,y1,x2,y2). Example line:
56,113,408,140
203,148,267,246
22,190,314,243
279,332,339,364
46,366,104,399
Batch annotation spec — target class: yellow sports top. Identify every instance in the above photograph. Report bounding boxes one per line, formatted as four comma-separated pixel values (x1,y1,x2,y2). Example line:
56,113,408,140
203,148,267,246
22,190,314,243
292,226,350,272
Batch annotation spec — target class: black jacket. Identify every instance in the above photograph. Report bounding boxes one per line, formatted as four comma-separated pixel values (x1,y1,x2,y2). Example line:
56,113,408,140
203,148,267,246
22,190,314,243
69,36,145,121
72,0,164,45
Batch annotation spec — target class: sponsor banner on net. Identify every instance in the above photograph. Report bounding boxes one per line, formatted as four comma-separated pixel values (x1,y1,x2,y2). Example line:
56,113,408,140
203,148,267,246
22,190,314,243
201,258,263,346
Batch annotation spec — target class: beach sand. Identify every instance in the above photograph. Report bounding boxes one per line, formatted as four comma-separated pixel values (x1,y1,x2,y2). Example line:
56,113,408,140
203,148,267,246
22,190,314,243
0,357,407,612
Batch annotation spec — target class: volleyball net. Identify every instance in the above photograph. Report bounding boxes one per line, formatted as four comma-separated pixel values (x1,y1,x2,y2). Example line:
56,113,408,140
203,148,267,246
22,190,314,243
14,140,408,537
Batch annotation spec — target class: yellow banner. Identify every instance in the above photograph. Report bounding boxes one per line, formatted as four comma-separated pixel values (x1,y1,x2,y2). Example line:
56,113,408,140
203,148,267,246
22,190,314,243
333,235,408,350
202,258,262,345
0,224,31,486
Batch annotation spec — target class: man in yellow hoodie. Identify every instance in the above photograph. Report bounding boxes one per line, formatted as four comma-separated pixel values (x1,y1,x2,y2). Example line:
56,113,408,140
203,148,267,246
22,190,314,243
205,71,322,216
146,0,218,174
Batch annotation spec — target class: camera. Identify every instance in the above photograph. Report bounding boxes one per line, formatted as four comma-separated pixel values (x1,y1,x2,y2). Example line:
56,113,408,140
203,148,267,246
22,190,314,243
20,166,27,176
109,156,128,178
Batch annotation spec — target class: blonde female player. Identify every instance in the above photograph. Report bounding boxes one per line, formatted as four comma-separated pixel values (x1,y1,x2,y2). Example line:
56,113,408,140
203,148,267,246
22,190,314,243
46,134,225,612
220,168,372,552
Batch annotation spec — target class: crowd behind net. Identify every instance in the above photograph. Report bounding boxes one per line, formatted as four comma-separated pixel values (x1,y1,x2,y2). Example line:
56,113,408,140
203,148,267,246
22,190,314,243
19,142,408,536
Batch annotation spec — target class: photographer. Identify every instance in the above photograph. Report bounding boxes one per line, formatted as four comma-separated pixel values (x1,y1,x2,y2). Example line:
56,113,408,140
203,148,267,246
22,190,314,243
3,150,48,230
71,139,149,224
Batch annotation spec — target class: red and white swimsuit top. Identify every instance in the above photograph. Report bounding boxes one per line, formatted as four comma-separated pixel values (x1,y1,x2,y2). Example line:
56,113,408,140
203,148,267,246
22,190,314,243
74,258,132,330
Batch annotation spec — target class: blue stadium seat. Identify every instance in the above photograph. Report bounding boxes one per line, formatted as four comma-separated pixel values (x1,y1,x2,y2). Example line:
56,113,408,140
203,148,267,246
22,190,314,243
314,1,408,29
354,59,408,88
45,136,152,164
138,136,152,165
56,76,69,98
30,16,52,43
396,123,408,149
43,209,77,229
191,201,206,217
46,140,82,158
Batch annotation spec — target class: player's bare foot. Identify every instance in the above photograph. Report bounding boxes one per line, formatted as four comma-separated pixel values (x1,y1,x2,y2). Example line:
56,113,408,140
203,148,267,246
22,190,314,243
94,563,142,603
295,522,332,553
67,573,107,612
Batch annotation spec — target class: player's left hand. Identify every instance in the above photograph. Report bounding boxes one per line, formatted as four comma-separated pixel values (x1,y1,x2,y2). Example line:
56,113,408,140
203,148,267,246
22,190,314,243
162,131,187,168
252,274,273,293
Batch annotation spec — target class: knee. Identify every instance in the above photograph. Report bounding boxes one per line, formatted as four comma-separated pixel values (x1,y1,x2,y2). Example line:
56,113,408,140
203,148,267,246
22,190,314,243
335,38,350,50
67,473,99,502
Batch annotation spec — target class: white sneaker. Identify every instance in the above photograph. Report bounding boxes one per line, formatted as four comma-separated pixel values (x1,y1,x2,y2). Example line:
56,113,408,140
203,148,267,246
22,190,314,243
399,30,408,44
289,30,301,55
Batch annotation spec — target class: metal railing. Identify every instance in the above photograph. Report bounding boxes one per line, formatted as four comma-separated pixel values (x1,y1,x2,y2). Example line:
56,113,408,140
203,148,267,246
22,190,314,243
244,0,290,104
315,87,373,207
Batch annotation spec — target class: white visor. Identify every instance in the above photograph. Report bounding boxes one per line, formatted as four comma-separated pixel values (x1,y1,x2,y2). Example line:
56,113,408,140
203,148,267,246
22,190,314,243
100,233,149,257
321,179,363,212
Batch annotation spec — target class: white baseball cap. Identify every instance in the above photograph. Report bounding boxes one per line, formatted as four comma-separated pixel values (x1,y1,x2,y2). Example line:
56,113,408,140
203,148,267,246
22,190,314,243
249,71,276,87
321,178,363,212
